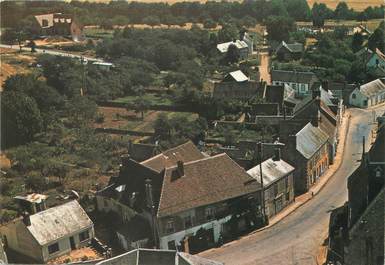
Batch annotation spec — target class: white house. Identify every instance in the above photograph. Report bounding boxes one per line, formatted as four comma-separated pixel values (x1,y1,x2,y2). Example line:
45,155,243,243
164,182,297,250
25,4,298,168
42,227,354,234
271,70,319,98
217,40,250,60
349,78,385,108
0,200,94,263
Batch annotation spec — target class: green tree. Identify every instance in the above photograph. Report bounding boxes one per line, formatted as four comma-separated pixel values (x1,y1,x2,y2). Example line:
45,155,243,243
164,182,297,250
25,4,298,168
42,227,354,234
368,27,385,53
1,91,43,148
285,0,311,21
334,2,351,20
312,3,332,27
225,44,240,64
154,113,172,140
217,23,239,43
265,16,296,41
351,32,364,53
133,97,150,120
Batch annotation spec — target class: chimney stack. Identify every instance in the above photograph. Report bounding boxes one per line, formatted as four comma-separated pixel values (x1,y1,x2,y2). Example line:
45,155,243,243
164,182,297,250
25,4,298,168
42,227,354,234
273,148,281,161
177,161,184,176
22,212,31,226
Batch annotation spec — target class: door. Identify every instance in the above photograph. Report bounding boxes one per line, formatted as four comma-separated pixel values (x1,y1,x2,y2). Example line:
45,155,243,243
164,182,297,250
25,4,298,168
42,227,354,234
69,236,76,250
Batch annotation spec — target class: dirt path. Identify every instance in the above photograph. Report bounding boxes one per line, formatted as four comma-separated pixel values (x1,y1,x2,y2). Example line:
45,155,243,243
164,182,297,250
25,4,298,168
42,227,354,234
259,52,271,85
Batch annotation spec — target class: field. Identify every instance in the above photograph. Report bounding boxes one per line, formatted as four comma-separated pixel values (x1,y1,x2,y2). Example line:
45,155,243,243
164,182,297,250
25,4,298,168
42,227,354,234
307,0,383,10
112,93,173,106
297,18,383,31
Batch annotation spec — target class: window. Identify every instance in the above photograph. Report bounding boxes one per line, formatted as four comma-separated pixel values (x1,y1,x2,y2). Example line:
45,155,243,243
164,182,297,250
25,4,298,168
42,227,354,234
79,230,90,242
42,19,48,27
286,192,290,201
184,216,192,229
205,207,215,220
168,240,176,250
375,167,383,178
285,177,289,189
363,100,368,106
103,199,108,207
352,93,356,99
301,84,305,91
48,243,59,254
166,220,174,233
273,184,278,197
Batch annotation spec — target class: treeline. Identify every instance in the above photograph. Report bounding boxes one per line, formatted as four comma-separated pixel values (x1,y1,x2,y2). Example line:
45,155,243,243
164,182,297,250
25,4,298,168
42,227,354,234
1,0,384,29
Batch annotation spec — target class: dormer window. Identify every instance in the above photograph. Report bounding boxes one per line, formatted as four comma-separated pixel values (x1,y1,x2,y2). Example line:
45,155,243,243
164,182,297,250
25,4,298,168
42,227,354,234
166,219,174,233
375,167,383,178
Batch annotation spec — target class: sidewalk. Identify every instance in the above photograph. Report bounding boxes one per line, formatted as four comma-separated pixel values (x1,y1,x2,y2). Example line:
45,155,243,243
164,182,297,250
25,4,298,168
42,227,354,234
250,109,351,234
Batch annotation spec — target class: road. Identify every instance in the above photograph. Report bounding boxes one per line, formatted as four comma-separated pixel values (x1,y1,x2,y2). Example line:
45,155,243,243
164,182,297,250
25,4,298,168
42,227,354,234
200,106,385,265
0,44,104,63
258,52,271,84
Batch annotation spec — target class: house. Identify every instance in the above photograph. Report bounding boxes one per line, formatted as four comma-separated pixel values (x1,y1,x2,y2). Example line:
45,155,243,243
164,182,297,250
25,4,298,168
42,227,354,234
217,40,250,60
212,70,261,101
95,248,223,265
97,140,264,253
34,13,84,41
275,41,304,61
0,200,94,263
271,70,319,98
247,149,295,218
327,122,385,265
349,78,385,108
128,140,160,162
283,122,329,194
356,48,385,76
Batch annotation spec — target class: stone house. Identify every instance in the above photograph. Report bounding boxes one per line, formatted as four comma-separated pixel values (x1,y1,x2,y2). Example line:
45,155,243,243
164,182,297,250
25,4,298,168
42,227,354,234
327,123,384,265
217,40,250,60
95,248,223,265
34,13,84,41
283,122,329,195
275,41,304,61
271,70,318,98
247,150,295,218
212,70,260,101
349,78,385,108
0,200,94,263
356,48,385,76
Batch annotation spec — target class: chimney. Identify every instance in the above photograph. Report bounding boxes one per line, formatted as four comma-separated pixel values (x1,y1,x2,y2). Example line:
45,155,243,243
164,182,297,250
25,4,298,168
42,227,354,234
22,212,31,226
145,179,154,209
273,148,281,161
176,161,184,176
120,154,131,167
312,84,321,99
128,140,133,155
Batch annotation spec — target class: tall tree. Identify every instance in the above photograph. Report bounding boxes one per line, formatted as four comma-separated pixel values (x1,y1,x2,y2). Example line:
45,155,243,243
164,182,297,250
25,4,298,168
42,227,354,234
368,27,385,53
351,32,364,53
265,16,296,42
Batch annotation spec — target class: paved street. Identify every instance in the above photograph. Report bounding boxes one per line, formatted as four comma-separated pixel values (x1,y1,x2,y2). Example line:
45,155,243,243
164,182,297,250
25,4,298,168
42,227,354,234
200,106,385,265
0,44,104,62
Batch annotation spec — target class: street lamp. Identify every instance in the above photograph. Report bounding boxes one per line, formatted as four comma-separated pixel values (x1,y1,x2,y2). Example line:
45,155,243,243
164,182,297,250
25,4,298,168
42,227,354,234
257,140,285,223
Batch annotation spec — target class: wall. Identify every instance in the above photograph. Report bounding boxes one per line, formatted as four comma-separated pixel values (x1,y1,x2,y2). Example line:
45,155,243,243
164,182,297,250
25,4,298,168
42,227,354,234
349,88,368,108
0,219,43,262
213,81,258,100
96,195,136,223
264,173,294,218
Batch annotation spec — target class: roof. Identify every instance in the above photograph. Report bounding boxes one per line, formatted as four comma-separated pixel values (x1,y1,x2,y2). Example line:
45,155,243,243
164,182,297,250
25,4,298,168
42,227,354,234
276,41,304,54
216,40,248,53
225,70,248,82
374,48,385,62
34,13,73,28
95,249,223,265
296,123,329,159
247,158,295,187
27,200,93,246
157,153,261,217
271,70,318,85
141,141,205,172
14,193,48,204
359,78,385,97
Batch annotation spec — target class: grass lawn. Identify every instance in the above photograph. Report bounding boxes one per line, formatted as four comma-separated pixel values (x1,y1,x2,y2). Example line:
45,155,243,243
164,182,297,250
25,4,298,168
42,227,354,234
113,93,173,106
84,28,114,38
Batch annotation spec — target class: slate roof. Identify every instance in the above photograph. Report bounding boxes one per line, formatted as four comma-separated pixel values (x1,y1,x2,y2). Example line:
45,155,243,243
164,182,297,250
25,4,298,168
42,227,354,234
359,78,385,97
271,70,318,85
296,123,329,159
264,85,284,104
276,41,304,54
247,158,295,187
217,40,248,53
95,249,223,265
27,200,93,246
225,70,249,82
141,141,205,173
157,153,261,217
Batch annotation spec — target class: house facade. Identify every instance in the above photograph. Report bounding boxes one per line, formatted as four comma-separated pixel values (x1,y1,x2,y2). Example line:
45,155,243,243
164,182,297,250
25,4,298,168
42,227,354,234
217,40,250,60
271,70,318,98
284,122,329,195
349,78,385,108
34,13,84,41
0,200,94,263
247,150,295,218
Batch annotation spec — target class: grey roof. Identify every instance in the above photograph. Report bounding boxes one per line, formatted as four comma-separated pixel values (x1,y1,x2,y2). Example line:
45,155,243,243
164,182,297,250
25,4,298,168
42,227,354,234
271,70,318,85
217,40,248,53
276,41,304,54
296,123,329,159
247,158,295,187
27,200,93,246
95,249,223,265
227,70,248,82
359,78,385,97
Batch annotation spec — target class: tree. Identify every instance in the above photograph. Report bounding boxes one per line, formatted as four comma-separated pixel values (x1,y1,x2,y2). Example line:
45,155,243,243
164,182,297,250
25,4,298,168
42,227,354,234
143,15,161,29
368,27,385,53
285,0,311,21
1,91,43,148
66,97,97,127
217,23,239,43
265,16,296,42
225,44,240,64
154,113,172,140
334,2,351,20
351,32,364,53
203,19,217,29
133,96,150,120
312,3,332,28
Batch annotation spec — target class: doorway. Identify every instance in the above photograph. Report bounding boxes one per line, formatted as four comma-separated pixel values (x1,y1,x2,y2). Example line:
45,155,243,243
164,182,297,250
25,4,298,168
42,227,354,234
69,236,76,250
